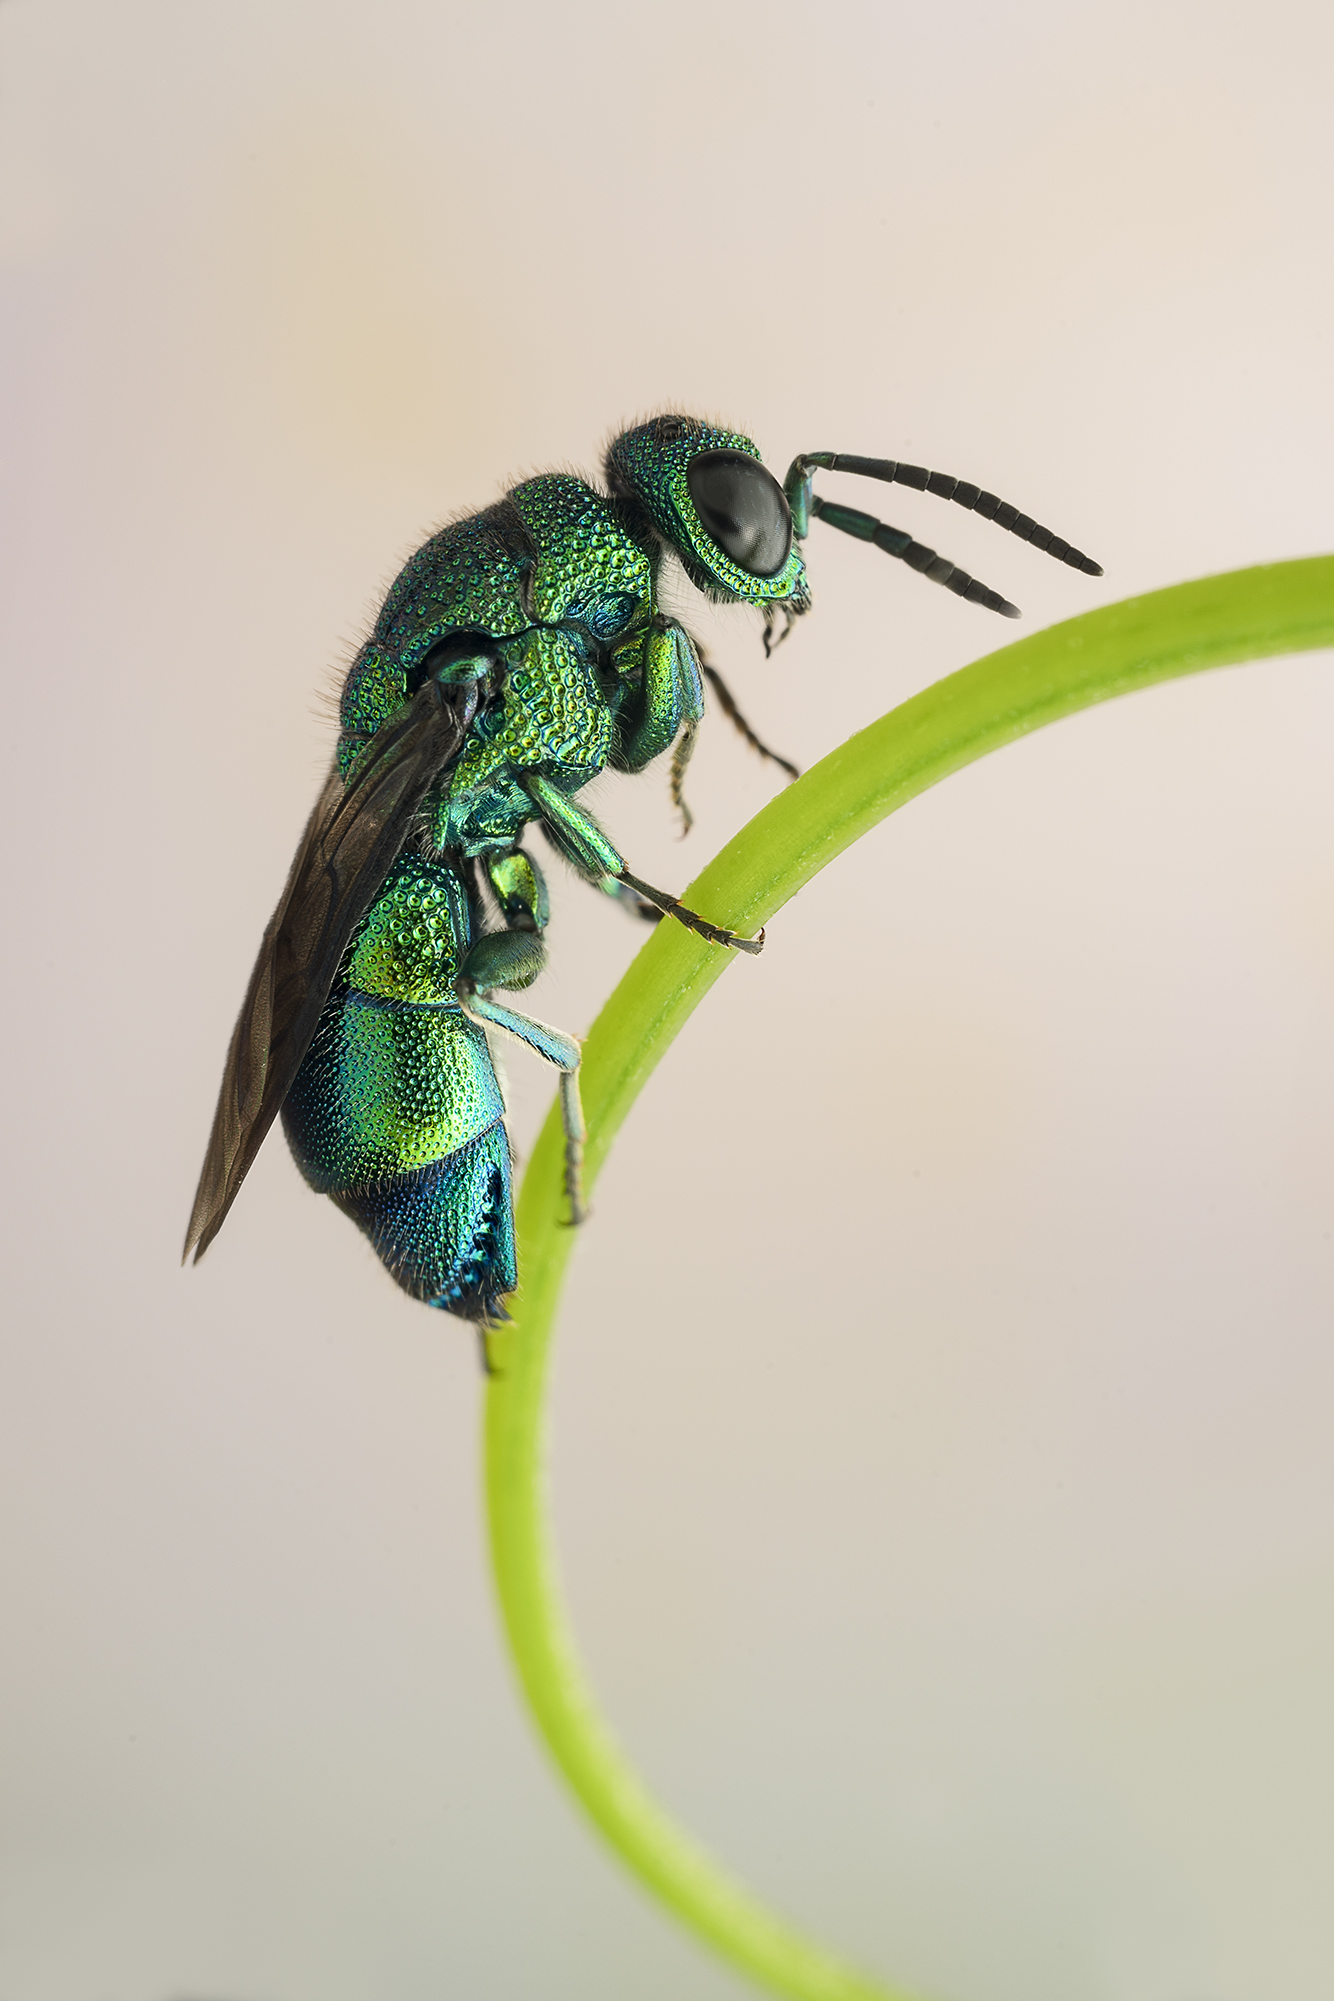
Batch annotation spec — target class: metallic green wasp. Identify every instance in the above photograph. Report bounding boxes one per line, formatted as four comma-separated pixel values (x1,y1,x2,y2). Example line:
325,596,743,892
185,415,1100,1325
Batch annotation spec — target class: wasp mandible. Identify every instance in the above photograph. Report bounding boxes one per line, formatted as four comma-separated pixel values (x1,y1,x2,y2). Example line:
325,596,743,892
185,415,1100,1325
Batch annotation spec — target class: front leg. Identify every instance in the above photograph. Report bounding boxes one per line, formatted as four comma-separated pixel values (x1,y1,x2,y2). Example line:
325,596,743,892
523,773,764,956
613,616,706,778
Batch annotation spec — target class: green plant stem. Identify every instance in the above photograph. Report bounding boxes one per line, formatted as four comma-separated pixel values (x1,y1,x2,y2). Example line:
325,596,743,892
484,557,1334,2001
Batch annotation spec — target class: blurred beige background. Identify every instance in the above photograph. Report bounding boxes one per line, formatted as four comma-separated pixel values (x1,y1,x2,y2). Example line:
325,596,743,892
2,2,1333,1997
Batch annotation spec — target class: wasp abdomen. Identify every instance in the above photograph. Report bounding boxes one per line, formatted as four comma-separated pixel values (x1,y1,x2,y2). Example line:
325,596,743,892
280,849,517,1317
330,1127,516,1322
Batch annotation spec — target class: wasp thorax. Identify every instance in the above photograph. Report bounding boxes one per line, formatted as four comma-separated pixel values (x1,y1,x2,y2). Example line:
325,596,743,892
686,450,792,578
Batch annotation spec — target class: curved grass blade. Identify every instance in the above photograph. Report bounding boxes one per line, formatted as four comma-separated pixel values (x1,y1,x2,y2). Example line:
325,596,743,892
487,557,1334,2001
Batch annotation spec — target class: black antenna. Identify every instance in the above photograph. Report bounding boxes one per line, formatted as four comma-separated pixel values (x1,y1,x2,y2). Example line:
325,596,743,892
787,452,1102,578
810,496,1021,618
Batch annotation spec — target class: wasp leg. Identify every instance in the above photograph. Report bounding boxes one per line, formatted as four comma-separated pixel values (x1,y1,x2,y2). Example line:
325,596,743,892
457,926,587,1225
612,615,706,832
523,773,763,955
472,845,547,1112
464,992,585,1226
699,661,800,781
669,720,698,835
483,843,549,935
524,771,626,878
602,873,664,923
529,820,659,923
616,870,764,956
614,616,705,776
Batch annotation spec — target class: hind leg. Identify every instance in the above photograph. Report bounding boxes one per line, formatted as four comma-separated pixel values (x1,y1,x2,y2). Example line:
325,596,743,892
456,923,587,1225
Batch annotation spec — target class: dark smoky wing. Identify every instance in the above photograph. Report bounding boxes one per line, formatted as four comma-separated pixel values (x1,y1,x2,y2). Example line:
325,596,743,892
183,681,477,1266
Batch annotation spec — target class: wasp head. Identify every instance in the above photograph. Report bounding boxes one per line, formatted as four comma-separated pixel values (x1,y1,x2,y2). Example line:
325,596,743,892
604,415,809,613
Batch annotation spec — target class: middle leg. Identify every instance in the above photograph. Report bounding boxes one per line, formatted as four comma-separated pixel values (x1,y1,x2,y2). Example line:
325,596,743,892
523,772,764,955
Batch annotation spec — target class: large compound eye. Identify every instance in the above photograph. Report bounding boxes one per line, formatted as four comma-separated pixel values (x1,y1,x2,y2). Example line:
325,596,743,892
686,450,792,577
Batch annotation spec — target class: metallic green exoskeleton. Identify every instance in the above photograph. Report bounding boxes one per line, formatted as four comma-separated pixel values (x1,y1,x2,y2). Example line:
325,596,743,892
185,415,1100,1326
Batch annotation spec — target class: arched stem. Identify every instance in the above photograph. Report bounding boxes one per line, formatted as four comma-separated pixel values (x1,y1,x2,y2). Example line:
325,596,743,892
484,557,1334,2001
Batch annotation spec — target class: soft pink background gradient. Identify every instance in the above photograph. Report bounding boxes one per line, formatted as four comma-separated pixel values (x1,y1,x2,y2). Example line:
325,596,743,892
3,3,1333,1997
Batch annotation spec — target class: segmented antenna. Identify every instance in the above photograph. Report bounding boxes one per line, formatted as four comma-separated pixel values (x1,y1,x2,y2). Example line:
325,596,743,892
810,497,1021,618
795,452,1102,577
